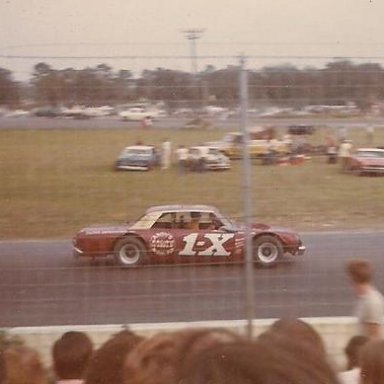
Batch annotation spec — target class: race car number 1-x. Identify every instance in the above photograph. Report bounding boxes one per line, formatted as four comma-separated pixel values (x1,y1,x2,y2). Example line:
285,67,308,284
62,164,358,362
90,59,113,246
179,233,235,257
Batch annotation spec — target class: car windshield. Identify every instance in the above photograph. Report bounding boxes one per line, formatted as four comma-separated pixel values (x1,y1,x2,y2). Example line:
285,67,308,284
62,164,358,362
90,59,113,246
123,148,151,156
133,209,234,231
189,149,200,156
208,148,220,155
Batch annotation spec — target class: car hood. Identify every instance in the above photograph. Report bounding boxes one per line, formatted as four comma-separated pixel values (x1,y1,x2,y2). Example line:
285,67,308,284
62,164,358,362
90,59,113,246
118,154,152,161
230,222,293,233
251,223,294,233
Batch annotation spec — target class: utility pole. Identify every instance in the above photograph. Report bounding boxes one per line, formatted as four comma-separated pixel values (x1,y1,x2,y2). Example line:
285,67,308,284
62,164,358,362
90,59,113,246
239,54,255,339
182,29,204,113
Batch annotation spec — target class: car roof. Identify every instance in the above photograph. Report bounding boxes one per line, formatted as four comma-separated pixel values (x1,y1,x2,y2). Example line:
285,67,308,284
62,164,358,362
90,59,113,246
190,146,219,150
124,145,154,150
146,204,219,214
357,148,384,152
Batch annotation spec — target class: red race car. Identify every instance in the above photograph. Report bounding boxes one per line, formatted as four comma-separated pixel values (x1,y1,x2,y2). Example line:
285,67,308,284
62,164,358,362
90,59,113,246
72,205,305,268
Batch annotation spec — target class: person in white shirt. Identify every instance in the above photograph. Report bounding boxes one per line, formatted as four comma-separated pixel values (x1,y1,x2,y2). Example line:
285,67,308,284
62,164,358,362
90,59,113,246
338,139,353,172
161,138,172,170
175,144,189,173
346,259,384,339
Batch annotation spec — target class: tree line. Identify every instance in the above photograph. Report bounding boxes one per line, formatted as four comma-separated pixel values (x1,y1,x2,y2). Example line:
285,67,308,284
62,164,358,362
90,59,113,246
1,60,384,111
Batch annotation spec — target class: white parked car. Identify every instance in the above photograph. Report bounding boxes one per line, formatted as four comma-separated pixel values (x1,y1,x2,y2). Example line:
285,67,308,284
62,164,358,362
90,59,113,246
187,146,231,171
118,107,166,121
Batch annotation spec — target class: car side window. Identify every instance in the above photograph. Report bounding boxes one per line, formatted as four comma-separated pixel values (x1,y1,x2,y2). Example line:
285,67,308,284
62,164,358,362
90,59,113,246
151,213,174,229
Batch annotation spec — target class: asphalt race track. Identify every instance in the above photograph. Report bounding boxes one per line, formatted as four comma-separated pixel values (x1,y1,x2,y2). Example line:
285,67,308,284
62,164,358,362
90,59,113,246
1,231,384,328
1,116,384,131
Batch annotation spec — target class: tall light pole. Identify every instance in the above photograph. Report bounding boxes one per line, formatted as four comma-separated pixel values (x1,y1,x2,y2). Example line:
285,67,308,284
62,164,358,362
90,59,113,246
183,29,204,113
182,29,204,75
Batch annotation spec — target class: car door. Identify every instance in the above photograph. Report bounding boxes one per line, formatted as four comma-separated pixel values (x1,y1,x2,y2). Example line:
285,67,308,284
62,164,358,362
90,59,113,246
172,211,240,265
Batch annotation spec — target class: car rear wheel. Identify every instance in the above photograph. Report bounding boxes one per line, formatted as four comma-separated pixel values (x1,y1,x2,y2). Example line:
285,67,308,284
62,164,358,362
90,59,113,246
114,237,147,267
253,235,283,267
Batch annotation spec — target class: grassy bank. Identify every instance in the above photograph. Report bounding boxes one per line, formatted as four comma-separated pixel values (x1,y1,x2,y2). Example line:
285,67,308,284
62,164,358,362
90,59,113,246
1,126,384,239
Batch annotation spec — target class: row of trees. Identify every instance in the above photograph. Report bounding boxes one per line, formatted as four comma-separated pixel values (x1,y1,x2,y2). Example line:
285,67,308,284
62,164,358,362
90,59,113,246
1,60,384,110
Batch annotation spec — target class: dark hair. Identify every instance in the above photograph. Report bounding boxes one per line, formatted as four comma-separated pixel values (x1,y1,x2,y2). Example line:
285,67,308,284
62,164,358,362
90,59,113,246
257,332,339,384
85,329,143,384
180,341,267,384
0,350,5,384
181,335,340,384
346,260,372,284
344,335,369,370
360,339,384,384
124,328,241,384
52,331,93,380
267,318,326,356
190,211,201,219
256,318,339,384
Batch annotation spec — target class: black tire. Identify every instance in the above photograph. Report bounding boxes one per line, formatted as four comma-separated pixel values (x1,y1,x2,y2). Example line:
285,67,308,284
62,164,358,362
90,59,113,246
253,235,283,267
113,236,147,267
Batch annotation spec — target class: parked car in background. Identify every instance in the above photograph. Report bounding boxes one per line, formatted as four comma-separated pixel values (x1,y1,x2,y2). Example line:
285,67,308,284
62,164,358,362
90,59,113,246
346,148,384,176
72,204,305,268
206,131,290,159
115,145,159,171
187,146,231,171
288,124,316,135
118,106,166,121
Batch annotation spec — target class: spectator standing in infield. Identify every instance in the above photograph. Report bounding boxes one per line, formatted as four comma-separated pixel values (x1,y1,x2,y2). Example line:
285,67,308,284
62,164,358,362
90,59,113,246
346,259,384,339
161,138,172,170
338,139,353,172
175,144,189,174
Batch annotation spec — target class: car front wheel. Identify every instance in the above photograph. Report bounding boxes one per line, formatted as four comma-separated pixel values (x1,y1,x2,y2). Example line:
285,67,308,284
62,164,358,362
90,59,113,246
253,235,283,267
114,237,147,267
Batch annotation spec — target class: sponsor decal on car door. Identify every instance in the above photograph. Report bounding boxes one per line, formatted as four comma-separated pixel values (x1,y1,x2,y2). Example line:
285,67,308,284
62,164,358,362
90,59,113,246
179,232,235,256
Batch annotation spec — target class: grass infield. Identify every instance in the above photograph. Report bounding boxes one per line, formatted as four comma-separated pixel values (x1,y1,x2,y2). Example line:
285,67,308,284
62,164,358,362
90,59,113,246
1,125,384,239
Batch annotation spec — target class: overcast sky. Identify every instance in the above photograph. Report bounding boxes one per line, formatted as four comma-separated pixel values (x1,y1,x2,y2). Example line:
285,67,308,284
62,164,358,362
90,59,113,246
1,0,383,80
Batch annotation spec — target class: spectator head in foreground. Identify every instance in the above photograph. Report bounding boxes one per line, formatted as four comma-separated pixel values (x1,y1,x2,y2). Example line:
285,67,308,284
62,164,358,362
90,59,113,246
360,339,384,384
123,327,242,384
0,349,5,384
180,336,340,384
344,335,369,370
85,329,144,384
4,344,49,384
256,318,339,384
338,335,369,384
266,317,326,356
179,340,267,384
52,331,93,381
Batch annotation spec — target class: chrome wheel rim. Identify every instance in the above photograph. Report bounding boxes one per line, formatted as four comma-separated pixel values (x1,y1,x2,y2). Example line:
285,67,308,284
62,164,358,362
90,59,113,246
119,244,140,265
256,242,279,264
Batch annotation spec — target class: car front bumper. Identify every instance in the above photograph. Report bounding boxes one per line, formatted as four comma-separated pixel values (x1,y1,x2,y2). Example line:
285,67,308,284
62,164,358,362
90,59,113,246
297,245,306,255
116,164,149,171
360,166,384,174
73,246,84,258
